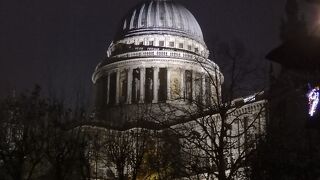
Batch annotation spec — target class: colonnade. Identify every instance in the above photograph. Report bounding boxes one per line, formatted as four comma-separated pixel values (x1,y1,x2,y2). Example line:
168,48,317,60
102,66,216,106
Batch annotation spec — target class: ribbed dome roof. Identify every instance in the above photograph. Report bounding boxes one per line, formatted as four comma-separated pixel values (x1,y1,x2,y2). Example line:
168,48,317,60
116,0,204,43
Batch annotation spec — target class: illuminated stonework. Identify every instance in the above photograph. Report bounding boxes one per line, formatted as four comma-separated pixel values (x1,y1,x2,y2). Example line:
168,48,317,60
89,0,267,179
92,0,223,128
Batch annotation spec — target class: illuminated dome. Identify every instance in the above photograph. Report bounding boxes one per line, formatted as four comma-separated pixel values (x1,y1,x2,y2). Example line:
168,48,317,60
116,0,204,43
92,0,223,129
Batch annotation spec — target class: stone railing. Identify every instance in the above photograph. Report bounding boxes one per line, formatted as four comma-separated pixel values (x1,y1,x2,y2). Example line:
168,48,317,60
109,50,220,73
113,50,203,62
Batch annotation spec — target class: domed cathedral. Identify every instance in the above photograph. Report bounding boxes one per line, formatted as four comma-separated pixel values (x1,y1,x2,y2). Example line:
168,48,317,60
87,0,267,179
92,0,223,129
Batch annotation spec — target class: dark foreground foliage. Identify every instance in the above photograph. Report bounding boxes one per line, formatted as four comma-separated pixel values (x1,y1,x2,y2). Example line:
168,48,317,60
0,86,90,180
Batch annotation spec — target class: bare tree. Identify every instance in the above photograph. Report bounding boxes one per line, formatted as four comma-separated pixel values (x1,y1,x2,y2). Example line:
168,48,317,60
44,122,89,180
0,86,49,180
0,86,90,180
86,127,151,180
151,40,267,180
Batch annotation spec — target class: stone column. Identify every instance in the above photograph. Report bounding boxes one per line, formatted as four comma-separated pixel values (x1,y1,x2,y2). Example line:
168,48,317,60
180,69,185,99
202,74,206,104
192,70,196,101
116,69,120,105
208,77,213,105
167,67,171,101
139,67,145,103
153,67,159,103
127,68,133,104
106,72,110,105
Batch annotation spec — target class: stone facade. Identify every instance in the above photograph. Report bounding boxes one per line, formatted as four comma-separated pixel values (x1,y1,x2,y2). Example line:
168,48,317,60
92,0,223,128
89,0,267,179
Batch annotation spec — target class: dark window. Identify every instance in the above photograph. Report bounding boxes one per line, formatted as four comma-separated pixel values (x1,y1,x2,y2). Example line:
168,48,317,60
159,41,165,47
139,41,144,45
169,42,174,47
179,43,183,48
188,45,192,50
149,41,154,46
195,48,199,53
158,68,167,102
95,75,108,109
109,72,117,105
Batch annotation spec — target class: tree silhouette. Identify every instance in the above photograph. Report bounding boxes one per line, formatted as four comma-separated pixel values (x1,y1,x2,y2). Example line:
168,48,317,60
0,86,90,180
150,41,267,180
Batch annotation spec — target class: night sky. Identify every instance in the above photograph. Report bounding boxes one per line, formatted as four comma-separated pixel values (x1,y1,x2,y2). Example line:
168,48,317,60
0,0,285,105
